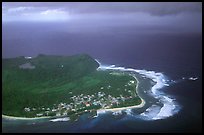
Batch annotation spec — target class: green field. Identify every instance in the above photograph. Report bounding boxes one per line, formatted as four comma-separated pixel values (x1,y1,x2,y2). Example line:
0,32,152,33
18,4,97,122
2,54,141,118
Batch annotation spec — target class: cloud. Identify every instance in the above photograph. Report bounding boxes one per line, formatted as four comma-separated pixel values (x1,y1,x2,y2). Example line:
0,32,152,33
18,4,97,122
2,2,202,22
3,2,202,16
7,6,34,13
74,2,202,16
37,9,69,21
2,5,70,22
40,9,67,15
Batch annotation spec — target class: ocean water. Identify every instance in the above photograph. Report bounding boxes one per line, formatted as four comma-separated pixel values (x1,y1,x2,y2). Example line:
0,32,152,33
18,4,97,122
2,22,202,133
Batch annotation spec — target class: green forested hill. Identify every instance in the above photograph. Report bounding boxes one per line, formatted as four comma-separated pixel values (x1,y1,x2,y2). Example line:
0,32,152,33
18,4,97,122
3,54,99,81
2,54,140,118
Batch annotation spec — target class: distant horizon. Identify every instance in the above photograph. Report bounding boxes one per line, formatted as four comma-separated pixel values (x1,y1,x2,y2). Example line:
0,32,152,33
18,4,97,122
3,2,202,59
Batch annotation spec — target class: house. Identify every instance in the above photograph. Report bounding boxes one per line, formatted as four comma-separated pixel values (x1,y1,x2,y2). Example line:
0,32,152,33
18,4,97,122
56,113,61,116
93,102,98,106
52,109,57,112
85,102,90,107
24,107,30,112
63,112,67,116
71,109,76,111
130,80,135,83
85,103,90,107
36,113,43,116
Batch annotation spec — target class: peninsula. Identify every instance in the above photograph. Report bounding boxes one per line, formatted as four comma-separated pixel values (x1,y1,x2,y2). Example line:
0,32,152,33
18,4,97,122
2,54,145,120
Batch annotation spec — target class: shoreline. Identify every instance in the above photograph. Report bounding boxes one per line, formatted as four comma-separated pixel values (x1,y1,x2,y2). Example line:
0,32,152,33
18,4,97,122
2,114,51,120
97,73,146,112
97,98,145,112
2,67,146,121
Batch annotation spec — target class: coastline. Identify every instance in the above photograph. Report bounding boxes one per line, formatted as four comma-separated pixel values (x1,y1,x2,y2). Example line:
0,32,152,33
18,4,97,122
97,98,145,112
2,64,146,121
2,73,145,120
97,73,146,113
2,114,51,120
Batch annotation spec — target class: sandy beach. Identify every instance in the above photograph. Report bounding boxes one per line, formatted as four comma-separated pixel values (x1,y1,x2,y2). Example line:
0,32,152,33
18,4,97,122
2,114,51,120
97,98,145,112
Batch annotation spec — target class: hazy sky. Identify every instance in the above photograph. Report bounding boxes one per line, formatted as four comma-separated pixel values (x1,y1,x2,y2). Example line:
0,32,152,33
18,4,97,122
2,2,202,66
2,2,202,32
2,2,201,16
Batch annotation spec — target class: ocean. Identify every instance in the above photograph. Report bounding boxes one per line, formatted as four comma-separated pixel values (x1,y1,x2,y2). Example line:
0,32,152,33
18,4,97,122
2,22,202,133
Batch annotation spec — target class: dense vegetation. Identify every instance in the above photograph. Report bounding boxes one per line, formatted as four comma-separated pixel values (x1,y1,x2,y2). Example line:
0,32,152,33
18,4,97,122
2,54,141,118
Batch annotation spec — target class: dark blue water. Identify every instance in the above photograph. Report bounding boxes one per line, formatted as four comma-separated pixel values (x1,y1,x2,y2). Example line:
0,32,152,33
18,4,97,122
2,22,202,133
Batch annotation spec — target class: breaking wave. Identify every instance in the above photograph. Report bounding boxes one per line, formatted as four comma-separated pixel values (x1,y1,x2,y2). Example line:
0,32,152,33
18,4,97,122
95,59,181,121
49,117,70,122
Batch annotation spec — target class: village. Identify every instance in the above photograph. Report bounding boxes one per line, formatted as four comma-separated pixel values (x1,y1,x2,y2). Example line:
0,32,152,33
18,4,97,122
24,79,138,117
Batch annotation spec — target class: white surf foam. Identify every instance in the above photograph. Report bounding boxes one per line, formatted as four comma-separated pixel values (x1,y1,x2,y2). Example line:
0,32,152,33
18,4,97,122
140,105,161,120
112,110,122,115
124,109,132,115
188,77,198,81
131,70,180,120
95,59,181,121
96,110,107,116
49,117,70,122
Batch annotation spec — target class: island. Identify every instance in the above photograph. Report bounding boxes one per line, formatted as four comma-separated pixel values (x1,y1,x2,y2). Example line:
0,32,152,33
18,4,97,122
2,54,145,121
